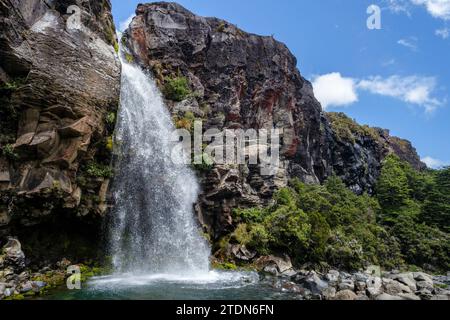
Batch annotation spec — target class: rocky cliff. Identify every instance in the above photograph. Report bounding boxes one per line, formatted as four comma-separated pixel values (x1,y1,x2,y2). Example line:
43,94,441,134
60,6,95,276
0,0,120,256
123,2,425,237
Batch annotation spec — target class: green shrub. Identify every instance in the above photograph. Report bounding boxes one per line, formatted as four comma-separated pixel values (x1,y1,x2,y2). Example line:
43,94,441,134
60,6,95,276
85,162,113,179
125,53,134,63
163,76,191,102
106,112,116,125
1,144,19,161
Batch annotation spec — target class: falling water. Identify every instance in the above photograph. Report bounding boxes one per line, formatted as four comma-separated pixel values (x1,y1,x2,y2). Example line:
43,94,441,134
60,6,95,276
108,47,210,275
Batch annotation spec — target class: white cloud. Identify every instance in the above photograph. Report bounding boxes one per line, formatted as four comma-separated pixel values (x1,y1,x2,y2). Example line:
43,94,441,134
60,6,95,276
411,0,450,20
422,156,449,168
388,0,450,20
397,37,418,50
435,27,450,38
312,73,358,109
119,14,135,32
358,75,442,113
312,73,443,113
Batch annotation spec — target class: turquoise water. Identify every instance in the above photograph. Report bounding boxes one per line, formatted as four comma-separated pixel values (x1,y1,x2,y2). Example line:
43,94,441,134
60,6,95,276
45,271,300,300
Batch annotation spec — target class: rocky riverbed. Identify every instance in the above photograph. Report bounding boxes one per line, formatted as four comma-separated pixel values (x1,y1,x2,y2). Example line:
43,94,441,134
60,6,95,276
1,238,448,300
252,255,450,300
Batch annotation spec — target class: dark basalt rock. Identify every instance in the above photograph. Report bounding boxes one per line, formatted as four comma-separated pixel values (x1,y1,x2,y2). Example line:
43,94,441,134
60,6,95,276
123,2,425,237
0,0,121,231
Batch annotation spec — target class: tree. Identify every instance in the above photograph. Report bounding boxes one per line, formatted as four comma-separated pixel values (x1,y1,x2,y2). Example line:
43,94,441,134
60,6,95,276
376,155,412,223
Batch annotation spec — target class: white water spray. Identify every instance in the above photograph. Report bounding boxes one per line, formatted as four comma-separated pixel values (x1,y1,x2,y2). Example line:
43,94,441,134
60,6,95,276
108,45,210,275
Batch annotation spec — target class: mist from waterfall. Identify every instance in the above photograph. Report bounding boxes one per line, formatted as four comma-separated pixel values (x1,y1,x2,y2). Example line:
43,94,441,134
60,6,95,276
108,46,210,275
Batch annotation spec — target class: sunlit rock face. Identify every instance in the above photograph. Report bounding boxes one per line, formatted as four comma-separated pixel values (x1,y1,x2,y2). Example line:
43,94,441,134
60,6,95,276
123,2,424,237
0,0,121,230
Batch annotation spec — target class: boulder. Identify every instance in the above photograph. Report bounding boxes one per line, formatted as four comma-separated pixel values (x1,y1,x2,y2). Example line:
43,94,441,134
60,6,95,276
229,245,257,262
297,271,329,296
2,238,26,271
384,279,413,295
334,290,357,301
255,255,293,275
393,273,417,292
366,276,383,298
338,279,355,291
325,270,340,284
322,287,337,300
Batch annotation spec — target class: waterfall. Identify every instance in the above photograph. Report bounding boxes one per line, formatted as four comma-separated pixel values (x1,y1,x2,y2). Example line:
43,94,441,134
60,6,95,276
108,48,210,275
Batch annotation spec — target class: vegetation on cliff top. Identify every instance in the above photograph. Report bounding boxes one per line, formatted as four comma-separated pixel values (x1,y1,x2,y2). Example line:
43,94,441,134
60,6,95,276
225,155,449,272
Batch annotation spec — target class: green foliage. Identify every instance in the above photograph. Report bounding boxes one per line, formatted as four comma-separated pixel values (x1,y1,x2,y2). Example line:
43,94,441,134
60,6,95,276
327,112,379,143
421,167,450,232
125,53,134,63
217,22,226,33
85,162,113,179
0,78,24,91
174,111,196,131
1,144,19,161
212,261,238,270
375,155,449,271
233,176,405,271
163,76,191,102
226,154,448,272
106,112,116,125
376,155,413,223
114,41,119,54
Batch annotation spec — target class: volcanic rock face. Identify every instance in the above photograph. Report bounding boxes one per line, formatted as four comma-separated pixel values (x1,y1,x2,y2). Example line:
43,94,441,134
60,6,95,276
123,2,424,237
0,0,121,230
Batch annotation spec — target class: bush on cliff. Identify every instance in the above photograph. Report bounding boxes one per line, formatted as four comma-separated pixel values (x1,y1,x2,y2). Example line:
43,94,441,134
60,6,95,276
163,76,191,102
233,176,403,270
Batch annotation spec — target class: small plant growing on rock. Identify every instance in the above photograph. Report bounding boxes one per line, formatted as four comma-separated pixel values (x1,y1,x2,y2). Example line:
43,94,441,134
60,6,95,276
1,144,19,161
163,76,191,102
85,162,113,179
125,53,134,63
0,78,24,91
106,112,116,125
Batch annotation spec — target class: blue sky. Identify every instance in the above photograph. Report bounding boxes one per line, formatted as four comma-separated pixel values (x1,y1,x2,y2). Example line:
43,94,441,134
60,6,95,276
111,0,450,168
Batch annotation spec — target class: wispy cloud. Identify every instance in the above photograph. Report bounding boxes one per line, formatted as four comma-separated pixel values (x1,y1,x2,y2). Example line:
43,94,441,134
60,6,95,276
435,27,450,38
422,156,449,168
119,14,135,32
382,58,396,67
312,73,444,113
397,37,419,50
358,75,442,113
